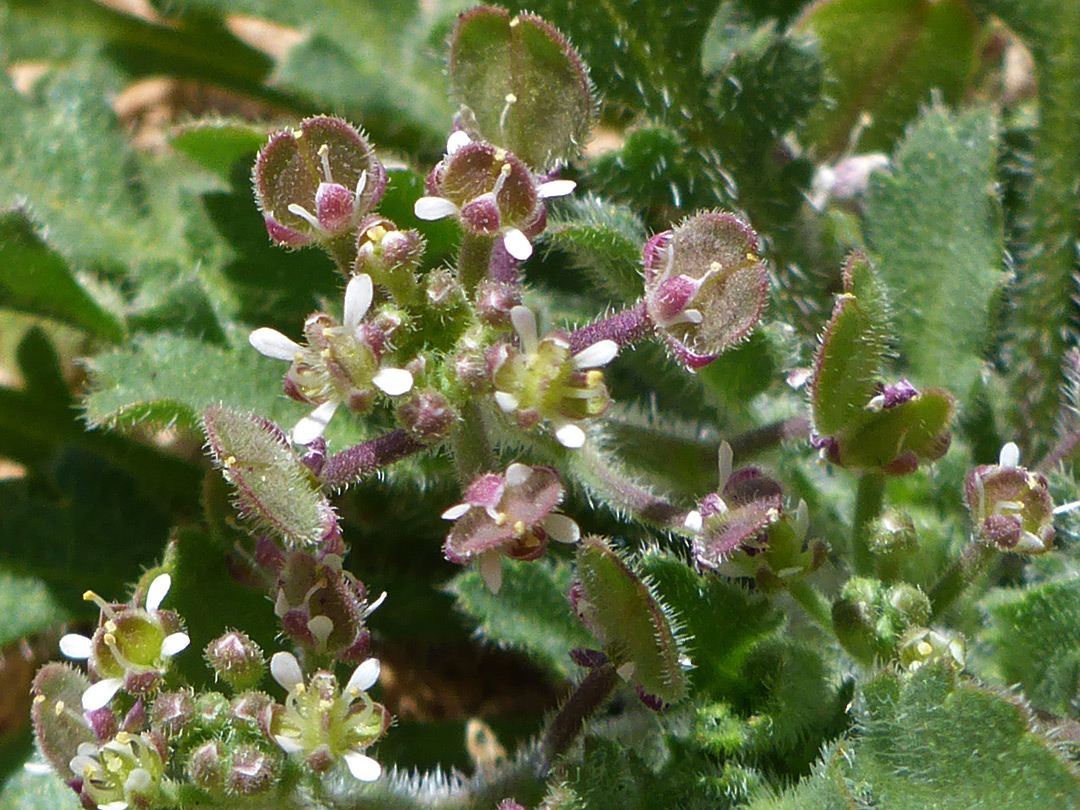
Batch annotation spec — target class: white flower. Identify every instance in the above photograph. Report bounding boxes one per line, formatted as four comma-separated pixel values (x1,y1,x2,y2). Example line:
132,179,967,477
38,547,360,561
60,574,189,711
249,274,413,445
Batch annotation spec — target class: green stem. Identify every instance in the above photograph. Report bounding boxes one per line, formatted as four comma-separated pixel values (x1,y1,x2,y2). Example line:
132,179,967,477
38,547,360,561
851,472,885,576
451,401,496,482
458,232,496,297
929,541,997,619
787,580,833,633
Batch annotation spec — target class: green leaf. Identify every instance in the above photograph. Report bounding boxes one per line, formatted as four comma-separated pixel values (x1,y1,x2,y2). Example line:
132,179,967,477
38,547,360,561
987,580,1080,717
0,764,80,810
0,211,124,342
170,119,267,180
795,0,979,155
449,6,594,170
835,387,953,471
637,551,781,698
544,194,646,305
0,569,69,649
447,557,593,681
751,663,1080,810
864,104,1003,396
811,253,891,436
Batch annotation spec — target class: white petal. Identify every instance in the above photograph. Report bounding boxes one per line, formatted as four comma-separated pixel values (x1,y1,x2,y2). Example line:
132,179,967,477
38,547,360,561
717,441,733,491
270,651,304,692
414,196,459,220
572,340,618,369
291,401,339,445
363,591,387,617
616,661,636,681
354,169,368,199
684,511,703,532
274,734,305,755
494,391,519,413
308,616,334,645
346,658,381,694
537,179,577,199
505,463,532,487
794,499,810,540
1054,500,1080,516
372,368,414,396
344,274,374,333
23,761,53,776
555,423,586,449
441,503,471,521
509,306,539,354
681,308,704,324
286,203,321,230
999,441,1021,468
59,634,93,660
249,328,301,361
447,129,472,155
81,678,122,711
543,513,580,544
98,802,130,810
344,751,382,782
146,573,172,613
160,632,190,658
125,768,152,793
477,552,504,594
502,228,533,261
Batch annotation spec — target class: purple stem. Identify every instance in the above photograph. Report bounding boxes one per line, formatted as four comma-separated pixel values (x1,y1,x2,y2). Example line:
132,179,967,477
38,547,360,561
487,238,522,285
536,661,619,774
319,429,426,490
569,299,654,354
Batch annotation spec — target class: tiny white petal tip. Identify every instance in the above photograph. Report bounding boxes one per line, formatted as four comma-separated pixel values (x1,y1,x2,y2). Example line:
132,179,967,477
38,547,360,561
555,423,586,449
346,658,381,694
59,634,94,660
364,591,387,617
494,391,519,413
505,463,532,487
502,227,533,261
344,274,374,332
160,633,190,658
478,552,504,594
249,328,301,362
291,401,339,445
344,751,382,782
270,651,304,692
441,503,471,521
447,130,472,155
537,179,577,199
543,513,581,544
999,441,1021,468
146,574,172,613
275,734,305,754
82,678,123,711
684,511,703,533
572,340,618,369
414,196,459,221
372,368,414,396
509,306,539,353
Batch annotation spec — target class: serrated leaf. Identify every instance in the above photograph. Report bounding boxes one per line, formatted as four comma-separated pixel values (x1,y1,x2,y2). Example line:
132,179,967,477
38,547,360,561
450,6,594,170
987,580,1080,717
795,0,979,155
576,537,688,703
0,210,124,342
447,557,593,681
865,104,1003,396
637,551,780,698
811,254,891,436
752,663,1080,810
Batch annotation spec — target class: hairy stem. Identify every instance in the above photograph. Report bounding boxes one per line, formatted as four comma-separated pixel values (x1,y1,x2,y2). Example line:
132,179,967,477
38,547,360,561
458,232,496,297
852,472,885,576
568,299,654,354
452,401,497,482
929,541,997,619
728,416,811,459
488,238,523,285
787,580,833,633
318,430,425,490
570,442,684,527
536,662,619,774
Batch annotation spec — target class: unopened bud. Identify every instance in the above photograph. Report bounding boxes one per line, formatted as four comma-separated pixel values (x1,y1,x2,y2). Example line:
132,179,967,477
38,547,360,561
204,630,266,692
227,744,279,796
188,740,226,793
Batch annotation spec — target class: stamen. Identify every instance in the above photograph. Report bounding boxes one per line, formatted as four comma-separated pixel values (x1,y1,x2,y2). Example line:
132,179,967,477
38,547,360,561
499,92,517,134
492,162,512,198
318,143,333,184
287,203,323,231
83,591,117,621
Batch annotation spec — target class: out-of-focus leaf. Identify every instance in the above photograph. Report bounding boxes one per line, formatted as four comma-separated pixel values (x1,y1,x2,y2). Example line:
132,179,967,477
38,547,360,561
0,569,68,649
865,104,1003,397
795,0,979,155
170,119,268,180
0,766,80,810
448,557,592,681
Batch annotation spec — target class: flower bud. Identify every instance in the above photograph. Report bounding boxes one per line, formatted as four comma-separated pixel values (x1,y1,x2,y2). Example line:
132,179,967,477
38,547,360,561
643,212,768,369
831,577,930,664
195,691,230,731
867,509,918,556
475,279,522,326
230,691,273,730
226,743,280,796
397,389,458,444
204,630,266,692
150,689,194,737
355,217,426,303
254,116,386,248
187,740,226,793
964,442,1055,554
898,627,966,672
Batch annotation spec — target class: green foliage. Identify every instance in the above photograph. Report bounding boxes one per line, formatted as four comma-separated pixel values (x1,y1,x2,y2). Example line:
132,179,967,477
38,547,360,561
865,104,1004,397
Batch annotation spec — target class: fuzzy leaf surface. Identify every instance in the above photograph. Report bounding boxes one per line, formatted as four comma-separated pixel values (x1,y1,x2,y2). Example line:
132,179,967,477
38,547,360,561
865,104,1003,396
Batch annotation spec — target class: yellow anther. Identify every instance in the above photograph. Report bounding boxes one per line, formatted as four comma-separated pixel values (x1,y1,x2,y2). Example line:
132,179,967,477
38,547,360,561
494,511,508,526
83,590,97,602
54,700,65,714
224,455,236,467
367,225,388,242
104,620,117,634
585,370,604,386
103,633,117,646
512,520,526,536
33,694,44,705
505,92,517,104
318,144,330,158
494,148,508,163
115,731,132,744
709,261,722,273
